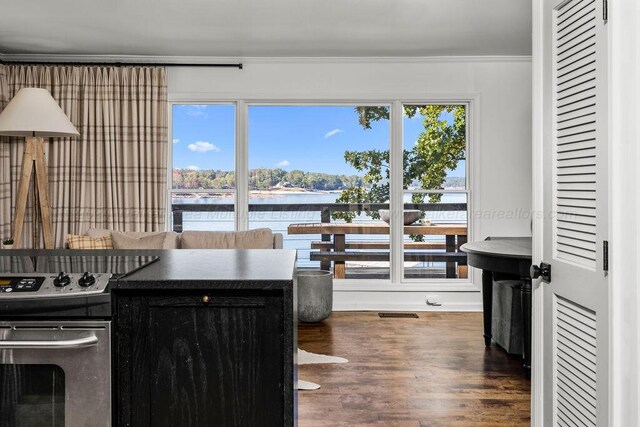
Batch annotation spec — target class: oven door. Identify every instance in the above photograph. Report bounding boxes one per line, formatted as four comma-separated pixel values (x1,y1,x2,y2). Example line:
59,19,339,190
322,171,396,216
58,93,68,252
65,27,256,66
0,321,111,427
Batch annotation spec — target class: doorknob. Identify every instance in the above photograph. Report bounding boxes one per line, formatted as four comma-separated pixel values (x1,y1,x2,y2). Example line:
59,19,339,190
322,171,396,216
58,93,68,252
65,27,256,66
530,262,551,282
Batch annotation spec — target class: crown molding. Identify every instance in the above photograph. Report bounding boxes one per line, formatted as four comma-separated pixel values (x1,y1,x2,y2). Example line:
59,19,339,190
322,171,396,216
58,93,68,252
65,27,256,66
239,55,532,64
0,53,532,66
0,54,243,66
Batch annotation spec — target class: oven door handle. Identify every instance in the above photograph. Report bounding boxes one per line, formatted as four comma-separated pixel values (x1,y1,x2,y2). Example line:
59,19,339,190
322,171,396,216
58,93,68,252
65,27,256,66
0,335,98,349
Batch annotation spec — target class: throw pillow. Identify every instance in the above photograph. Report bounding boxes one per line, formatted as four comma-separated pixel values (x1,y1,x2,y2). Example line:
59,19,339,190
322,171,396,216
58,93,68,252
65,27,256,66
67,234,113,249
111,232,166,249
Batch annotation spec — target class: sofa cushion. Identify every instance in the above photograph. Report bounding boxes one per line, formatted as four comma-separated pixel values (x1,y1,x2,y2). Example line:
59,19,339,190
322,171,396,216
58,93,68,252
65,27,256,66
86,228,179,249
67,234,113,249
110,232,166,249
181,229,274,249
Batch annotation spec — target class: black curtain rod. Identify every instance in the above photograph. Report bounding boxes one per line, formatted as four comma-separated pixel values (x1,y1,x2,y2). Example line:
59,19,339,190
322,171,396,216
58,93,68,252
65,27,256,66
0,60,243,69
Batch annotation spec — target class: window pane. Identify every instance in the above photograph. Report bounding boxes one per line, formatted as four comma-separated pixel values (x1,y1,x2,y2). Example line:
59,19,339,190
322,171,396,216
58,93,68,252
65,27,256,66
172,104,236,190
403,105,466,190
171,104,236,232
248,105,390,280
402,104,468,280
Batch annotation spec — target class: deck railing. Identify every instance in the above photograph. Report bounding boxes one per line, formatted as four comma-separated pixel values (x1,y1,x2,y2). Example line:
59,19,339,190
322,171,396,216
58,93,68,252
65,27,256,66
172,202,466,268
171,202,467,233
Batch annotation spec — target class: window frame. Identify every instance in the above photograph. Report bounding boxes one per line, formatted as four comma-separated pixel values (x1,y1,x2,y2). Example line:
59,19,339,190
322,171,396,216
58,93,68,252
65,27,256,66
168,97,478,292
399,102,470,283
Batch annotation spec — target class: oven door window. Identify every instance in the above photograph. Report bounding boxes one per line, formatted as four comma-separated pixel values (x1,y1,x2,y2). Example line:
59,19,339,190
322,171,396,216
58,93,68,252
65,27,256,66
0,364,65,427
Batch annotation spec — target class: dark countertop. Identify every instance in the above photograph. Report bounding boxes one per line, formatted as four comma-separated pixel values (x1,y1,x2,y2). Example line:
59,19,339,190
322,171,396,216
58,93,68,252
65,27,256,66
460,237,532,260
115,249,297,290
0,249,298,290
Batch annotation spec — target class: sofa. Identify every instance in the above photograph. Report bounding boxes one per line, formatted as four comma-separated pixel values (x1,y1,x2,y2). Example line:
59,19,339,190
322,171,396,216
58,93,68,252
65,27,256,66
75,228,283,250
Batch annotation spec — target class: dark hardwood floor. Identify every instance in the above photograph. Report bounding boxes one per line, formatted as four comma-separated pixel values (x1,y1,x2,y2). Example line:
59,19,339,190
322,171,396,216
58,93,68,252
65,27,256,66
298,312,530,427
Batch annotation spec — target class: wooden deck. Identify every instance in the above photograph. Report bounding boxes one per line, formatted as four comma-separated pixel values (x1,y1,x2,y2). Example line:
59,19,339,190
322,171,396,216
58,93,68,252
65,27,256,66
298,312,531,426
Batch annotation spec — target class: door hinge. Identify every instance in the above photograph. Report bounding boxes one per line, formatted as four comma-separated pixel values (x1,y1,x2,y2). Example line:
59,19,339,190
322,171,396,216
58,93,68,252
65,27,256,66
603,0,608,22
603,240,609,272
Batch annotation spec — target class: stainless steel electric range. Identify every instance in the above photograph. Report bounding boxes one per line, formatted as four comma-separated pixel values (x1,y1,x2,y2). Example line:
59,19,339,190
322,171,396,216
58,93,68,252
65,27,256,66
0,254,158,427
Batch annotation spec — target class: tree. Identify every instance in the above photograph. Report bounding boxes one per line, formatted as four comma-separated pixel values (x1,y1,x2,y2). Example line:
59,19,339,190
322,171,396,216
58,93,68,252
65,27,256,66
175,168,363,191
333,105,466,222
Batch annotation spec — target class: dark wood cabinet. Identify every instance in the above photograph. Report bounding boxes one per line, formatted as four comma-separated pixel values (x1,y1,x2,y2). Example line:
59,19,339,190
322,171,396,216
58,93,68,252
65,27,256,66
111,249,298,427
115,290,295,427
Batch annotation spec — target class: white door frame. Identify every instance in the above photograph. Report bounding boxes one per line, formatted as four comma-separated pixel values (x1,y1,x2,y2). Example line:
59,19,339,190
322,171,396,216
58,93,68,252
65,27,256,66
532,0,640,426
608,0,640,425
531,1,545,425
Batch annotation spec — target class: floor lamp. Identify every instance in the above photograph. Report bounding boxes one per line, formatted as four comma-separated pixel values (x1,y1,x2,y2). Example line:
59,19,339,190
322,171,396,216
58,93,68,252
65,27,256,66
0,88,79,249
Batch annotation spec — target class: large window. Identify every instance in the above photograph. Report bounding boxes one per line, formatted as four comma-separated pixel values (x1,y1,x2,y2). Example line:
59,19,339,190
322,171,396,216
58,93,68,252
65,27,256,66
170,102,470,284
171,104,236,231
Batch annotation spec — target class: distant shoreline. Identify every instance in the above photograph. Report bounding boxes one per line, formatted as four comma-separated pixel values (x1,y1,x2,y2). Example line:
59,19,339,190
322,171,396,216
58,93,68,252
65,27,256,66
172,188,343,199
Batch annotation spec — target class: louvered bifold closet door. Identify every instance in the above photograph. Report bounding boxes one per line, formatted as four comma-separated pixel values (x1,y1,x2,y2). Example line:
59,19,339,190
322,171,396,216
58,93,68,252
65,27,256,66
554,0,600,270
551,0,606,426
554,297,598,427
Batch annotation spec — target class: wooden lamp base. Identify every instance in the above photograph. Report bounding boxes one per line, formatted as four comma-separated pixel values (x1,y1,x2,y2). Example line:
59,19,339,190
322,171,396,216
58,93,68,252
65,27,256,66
12,136,54,249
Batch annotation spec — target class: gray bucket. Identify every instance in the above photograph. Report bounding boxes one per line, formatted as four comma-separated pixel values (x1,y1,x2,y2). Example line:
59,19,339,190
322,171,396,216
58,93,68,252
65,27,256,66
297,270,333,323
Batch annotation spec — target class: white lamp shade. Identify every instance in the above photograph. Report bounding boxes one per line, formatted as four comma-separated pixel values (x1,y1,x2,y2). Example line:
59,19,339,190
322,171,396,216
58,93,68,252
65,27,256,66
0,88,79,137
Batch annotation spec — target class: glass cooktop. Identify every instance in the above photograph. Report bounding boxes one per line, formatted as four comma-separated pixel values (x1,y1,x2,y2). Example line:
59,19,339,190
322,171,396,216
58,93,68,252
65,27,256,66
0,255,159,277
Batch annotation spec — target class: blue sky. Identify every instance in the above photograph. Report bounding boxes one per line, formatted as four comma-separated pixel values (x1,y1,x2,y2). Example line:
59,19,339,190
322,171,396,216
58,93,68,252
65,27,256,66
172,104,465,177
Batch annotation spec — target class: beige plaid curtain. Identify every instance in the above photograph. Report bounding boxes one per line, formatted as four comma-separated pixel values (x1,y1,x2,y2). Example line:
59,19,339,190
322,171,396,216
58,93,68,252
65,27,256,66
0,65,167,248
0,66,10,243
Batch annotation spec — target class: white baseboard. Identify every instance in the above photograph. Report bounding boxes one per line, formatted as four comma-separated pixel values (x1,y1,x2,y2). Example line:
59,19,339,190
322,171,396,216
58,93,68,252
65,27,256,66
332,290,483,312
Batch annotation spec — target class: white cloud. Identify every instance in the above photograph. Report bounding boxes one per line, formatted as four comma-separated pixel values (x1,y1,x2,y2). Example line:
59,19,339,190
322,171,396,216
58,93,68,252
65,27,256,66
185,105,208,117
185,165,200,170
187,141,220,153
276,160,290,167
324,128,343,139
173,139,180,144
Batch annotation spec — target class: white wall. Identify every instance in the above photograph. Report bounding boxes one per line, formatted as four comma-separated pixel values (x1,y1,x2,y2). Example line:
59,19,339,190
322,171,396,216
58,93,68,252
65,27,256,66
168,57,532,310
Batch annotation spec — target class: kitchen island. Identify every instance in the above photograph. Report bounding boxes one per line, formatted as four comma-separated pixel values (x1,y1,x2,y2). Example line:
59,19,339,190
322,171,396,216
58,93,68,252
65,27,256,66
111,249,298,427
